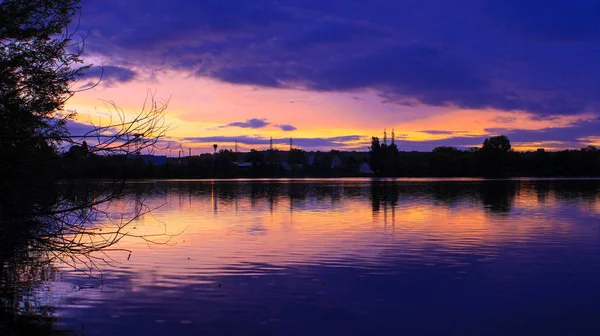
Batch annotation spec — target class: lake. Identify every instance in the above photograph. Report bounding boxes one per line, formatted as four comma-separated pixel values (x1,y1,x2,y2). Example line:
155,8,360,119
4,178,600,335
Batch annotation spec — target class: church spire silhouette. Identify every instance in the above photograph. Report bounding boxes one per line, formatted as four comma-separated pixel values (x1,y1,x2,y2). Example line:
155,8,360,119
383,129,388,146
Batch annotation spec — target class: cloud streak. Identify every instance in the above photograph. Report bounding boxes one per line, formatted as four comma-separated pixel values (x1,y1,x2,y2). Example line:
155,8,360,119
182,135,364,148
484,118,600,148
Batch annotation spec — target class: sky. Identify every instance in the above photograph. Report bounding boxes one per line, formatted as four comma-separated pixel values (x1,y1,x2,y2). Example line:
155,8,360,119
66,0,600,154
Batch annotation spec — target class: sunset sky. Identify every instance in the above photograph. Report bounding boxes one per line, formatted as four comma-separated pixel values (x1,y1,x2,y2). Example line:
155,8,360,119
67,0,600,154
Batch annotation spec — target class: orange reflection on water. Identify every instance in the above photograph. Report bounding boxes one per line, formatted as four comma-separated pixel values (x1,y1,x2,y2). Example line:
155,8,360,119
62,180,599,284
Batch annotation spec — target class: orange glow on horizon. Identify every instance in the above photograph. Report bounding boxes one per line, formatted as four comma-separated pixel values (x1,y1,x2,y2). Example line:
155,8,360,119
65,69,597,152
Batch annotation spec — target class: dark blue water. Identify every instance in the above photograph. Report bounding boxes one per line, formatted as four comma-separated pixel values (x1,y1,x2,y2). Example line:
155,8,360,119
4,179,600,335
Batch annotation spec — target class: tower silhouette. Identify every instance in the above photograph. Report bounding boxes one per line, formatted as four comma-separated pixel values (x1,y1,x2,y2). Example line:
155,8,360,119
270,136,273,150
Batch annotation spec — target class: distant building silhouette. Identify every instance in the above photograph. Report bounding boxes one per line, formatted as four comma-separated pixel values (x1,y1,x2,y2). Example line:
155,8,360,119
331,155,341,169
359,162,374,174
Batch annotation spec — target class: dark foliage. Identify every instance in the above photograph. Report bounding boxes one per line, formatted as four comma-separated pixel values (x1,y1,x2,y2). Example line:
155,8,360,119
0,1,168,334
60,137,600,179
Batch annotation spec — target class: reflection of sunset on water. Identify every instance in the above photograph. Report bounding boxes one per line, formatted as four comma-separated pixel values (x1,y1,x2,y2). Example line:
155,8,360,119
65,180,600,283
35,179,600,336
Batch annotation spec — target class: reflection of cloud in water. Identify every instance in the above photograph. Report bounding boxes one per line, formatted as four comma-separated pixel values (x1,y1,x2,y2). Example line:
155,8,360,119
39,179,600,335
58,238,600,335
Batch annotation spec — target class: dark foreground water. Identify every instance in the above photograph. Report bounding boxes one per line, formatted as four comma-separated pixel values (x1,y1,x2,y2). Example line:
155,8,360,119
4,178,600,335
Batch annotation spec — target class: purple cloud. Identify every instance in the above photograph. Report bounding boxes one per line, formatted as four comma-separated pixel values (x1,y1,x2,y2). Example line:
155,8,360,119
216,119,298,131
77,0,600,118
81,65,136,87
66,120,100,135
278,124,297,131
226,118,270,129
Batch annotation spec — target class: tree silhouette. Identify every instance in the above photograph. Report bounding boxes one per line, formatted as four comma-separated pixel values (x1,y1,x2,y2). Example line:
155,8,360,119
480,135,513,177
369,136,399,175
482,135,512,153
1,4,173,334
1,0,89,212
0,0,88,151
369,137,382,173
288,148,306,165
247,149,265,166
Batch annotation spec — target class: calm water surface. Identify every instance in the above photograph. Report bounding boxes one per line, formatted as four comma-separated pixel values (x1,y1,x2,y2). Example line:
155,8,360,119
15,179,600,335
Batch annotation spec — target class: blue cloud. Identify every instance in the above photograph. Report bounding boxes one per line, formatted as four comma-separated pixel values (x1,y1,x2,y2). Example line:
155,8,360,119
490,0,600,43
225,118,270,129
79,0,600,117
82,65,136,87
66,120,100,135
278,124,297,131
216,119,298,131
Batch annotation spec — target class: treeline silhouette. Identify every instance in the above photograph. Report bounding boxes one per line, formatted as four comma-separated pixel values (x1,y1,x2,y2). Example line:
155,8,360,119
62,135,600,179
368,135,600,177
